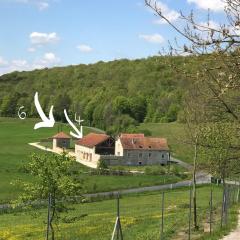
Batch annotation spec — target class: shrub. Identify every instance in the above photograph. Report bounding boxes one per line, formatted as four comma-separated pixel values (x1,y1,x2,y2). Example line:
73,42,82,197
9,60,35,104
144,166,166,175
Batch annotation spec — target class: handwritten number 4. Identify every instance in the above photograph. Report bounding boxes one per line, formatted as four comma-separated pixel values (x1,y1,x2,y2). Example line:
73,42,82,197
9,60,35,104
34,92,83,139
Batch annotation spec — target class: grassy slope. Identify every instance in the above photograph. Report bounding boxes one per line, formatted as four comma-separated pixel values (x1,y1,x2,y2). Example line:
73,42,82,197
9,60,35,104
0,119,238,240
139,122,194,164
0,186,229,240
0,118,183,203
0,117,101,202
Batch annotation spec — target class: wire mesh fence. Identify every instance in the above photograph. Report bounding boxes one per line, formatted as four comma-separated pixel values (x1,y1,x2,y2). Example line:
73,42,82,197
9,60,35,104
0,184,239,240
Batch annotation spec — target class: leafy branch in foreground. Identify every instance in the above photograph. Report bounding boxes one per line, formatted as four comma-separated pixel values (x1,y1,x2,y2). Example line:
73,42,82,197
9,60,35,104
15,153,82,240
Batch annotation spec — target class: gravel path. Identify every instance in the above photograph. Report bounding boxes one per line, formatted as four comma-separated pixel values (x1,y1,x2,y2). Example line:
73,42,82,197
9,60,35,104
170,156,193,170
220,211,240,240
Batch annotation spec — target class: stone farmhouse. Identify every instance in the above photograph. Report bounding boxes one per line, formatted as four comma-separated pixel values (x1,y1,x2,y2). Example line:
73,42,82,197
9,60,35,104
50,132,170,166
75,133,115,164
114,134,170,166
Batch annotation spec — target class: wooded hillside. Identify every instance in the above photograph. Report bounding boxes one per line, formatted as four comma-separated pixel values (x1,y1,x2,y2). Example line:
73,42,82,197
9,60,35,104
0,56,197,133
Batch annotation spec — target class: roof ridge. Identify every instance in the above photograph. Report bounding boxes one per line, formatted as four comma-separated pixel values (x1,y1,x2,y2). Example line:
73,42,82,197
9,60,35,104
52,131,71,139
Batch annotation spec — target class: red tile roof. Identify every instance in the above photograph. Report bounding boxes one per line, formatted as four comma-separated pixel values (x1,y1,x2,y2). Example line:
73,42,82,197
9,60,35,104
52,132,71,139
120,133,145,138
76,133,110,148
120,136,169,151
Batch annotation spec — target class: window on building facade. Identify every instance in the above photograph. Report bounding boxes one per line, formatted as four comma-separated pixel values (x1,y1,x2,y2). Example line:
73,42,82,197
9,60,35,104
162,154,165,158
149,153,152,158
139,153,143,158
128,152,130,157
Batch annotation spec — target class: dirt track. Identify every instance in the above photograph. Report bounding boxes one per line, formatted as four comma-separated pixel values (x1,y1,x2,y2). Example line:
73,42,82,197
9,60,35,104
220,211,240,240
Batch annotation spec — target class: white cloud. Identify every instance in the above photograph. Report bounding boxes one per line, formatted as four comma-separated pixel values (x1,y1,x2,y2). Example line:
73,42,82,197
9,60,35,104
43,52,60,63
37,2,49,10
139,33,165,44
187,0,226,12
14,0,50,10
193,21,221,41
198,20,220,30
153,1,180,24
30,32,60,45
28,47,36,52
15,0,29,3
0,52,61,75
1,59,30,74
77,44,93,53
12,59,28,68
230,26,240,36
32,52,61,69
0,57,8,67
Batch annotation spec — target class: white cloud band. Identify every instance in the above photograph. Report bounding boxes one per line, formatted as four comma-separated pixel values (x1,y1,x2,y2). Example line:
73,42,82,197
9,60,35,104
139,33,165,43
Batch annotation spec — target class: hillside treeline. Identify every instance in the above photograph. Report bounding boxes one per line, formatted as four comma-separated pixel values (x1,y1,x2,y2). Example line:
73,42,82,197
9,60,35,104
0,56,195,133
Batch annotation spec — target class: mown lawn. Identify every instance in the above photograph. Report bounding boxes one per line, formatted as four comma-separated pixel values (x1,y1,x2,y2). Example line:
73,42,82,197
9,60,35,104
0,118,185,203
109,163,187,173
0,185,235,240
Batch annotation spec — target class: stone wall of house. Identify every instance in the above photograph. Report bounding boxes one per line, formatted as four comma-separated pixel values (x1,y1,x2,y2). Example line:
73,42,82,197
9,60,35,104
122,149,169,165
53,139,57,150
53,145,65,154
75,144,100,164
53,138,70,150
75,141,170,166
115,139,124,156
101,150,170,166
100,155,125,166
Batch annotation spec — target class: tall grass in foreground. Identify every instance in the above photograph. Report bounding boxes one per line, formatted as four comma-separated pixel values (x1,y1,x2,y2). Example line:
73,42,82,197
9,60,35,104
1,185,238,240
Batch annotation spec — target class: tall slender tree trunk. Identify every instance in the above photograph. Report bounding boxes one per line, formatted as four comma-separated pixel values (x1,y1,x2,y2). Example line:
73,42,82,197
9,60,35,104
193,137,198,230
221,167,226,228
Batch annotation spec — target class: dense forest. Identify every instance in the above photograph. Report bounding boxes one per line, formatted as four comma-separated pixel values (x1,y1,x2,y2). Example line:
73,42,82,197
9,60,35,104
0,56,197,133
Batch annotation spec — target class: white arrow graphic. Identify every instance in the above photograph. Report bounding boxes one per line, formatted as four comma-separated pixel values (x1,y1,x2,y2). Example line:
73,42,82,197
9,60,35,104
64,109,83,139
34,92,55,130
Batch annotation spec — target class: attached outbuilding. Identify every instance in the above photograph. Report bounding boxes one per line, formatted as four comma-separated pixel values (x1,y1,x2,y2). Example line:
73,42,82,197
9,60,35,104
75,133,115,164
115,133,170,166
52,132,71,151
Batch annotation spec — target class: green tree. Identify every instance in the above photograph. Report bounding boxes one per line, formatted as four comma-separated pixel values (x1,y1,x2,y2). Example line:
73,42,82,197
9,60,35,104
54,93,72,122
112,96,131,115
183,86,207,230
17,153,82,240
107,114,137,135
1,92,20,116
200,123,240,183
166,103,180,122
129,96,147,122
200,122,240,226
84,100,97,126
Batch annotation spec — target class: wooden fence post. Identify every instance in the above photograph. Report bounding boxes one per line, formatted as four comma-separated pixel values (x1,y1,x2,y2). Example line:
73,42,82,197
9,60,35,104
188,185,192,240
209,188,213,234
111,193,123,240
160,192,165,240
46,193,51,240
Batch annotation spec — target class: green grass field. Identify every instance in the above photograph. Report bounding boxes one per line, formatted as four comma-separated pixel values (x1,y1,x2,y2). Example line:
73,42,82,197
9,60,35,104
0,185,237,240
0,118,239,240
0,118,185,203
0,117,94,202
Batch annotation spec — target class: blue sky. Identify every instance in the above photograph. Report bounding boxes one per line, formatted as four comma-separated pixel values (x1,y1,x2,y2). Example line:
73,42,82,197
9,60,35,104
0,0,226,75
